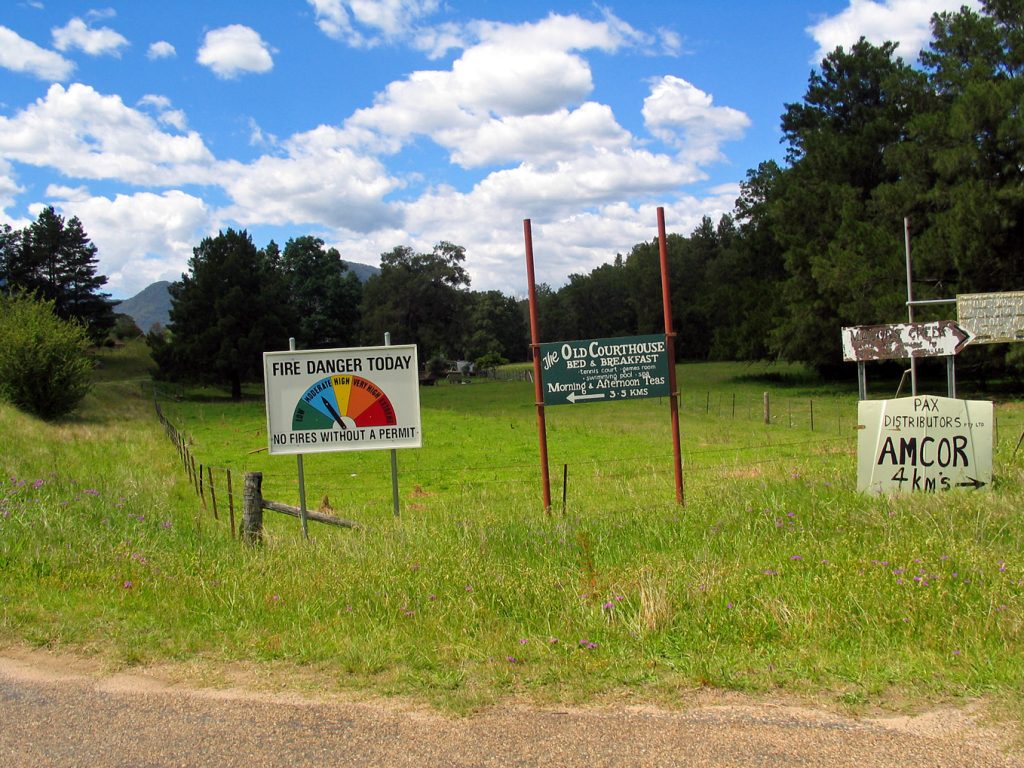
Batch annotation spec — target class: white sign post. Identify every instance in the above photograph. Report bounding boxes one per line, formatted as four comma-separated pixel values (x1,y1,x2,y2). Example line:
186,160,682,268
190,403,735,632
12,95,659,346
263,345,421,456
857,396,992,494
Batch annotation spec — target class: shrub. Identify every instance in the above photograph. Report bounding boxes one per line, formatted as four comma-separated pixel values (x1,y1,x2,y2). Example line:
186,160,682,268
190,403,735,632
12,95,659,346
111,313,143,340
0,293,94,419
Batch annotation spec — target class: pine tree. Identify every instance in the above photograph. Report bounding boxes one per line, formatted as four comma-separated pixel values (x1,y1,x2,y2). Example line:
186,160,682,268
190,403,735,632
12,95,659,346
2,207,114,343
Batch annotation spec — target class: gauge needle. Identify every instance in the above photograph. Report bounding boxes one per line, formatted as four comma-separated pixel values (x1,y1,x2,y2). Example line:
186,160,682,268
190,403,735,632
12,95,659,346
321,397,346,429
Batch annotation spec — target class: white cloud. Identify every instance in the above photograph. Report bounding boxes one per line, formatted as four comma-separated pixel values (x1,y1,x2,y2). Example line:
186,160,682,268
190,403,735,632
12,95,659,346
137,95,188,131
308,0,440,48
347,11,649,156
0,83,216,186
468,148,701,215
388,186,739,294
445,103,631,168
412,22,466,58
197,25,274,79
217,128,400,232
147,41,176,59
49,190,213,297
0,8,747,298
52,17,129,57
643,76,751,165
0,25,74,80
808,0,984,63
0,159,26,216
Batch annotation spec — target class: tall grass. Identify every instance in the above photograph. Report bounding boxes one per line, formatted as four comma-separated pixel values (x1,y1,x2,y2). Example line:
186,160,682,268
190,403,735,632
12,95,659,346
1,342,1023,715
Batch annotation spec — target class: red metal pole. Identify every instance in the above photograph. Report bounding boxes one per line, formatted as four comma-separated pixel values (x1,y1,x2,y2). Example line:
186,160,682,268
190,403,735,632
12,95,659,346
523,219,552,512
657,207,685,505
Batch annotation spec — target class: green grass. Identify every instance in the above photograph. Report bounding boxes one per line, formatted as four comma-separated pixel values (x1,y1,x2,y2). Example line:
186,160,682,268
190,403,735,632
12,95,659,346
2,341,1024,717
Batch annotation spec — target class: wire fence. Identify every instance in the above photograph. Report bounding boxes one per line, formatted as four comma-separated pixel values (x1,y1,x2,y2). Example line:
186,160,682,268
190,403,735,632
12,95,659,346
152,382,857,536
154,389,241,536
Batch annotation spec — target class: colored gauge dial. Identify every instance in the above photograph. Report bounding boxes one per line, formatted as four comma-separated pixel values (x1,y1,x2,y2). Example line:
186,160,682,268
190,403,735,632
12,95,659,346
291,375,397,430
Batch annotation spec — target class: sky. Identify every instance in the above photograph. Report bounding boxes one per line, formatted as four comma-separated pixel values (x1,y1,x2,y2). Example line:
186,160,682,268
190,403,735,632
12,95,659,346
0,0,982,299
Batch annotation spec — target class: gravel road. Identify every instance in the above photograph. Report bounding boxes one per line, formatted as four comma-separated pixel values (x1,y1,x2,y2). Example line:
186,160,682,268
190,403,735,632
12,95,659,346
2,648,1021,767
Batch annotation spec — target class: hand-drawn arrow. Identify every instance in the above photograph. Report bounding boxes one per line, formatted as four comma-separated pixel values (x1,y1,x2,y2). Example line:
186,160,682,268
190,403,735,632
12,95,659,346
566,392,605,404
955,476,987,490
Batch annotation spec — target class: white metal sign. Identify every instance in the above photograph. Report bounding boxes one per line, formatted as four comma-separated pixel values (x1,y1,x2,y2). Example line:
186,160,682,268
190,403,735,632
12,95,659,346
957,291,1024,344
263,345,421,456
857,396,992,494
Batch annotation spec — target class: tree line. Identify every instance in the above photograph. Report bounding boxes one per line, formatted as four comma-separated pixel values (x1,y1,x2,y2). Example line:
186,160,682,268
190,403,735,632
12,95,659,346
539,1,1022,377
145,232,529,399
2,2,1020,404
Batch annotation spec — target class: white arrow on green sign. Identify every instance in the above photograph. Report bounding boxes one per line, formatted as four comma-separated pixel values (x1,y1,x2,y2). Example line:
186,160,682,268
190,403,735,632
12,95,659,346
539,334,670,406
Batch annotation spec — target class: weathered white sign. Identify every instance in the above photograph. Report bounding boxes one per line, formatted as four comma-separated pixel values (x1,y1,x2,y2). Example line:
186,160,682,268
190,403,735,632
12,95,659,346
842,321,973,362
263,345,421,456
857,396,992,494
957,291,1024,344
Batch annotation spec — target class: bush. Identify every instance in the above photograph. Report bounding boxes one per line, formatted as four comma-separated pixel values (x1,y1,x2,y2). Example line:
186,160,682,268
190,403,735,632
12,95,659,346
111,313,143,340
0,294,94,419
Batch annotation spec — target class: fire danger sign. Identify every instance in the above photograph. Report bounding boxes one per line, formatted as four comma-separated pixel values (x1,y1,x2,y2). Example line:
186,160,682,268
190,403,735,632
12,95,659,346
263,345,421,456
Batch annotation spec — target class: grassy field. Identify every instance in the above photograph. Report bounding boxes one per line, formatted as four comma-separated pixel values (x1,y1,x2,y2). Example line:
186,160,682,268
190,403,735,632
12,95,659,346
2,341,1023,720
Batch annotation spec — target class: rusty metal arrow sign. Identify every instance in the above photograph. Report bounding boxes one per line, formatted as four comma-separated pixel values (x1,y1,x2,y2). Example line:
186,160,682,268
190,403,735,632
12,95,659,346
841,321,975,362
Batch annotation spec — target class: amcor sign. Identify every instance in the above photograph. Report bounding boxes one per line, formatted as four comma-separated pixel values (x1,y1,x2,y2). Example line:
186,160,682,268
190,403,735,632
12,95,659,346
857,396,992,494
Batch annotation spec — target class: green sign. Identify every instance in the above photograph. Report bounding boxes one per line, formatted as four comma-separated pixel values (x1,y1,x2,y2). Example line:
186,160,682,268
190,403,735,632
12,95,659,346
539,334,670,406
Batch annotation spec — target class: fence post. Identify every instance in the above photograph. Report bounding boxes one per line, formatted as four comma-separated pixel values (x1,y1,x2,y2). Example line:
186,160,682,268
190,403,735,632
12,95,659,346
227,468,236,538
241,472,264,545
207,465,218,520
763,391,771,425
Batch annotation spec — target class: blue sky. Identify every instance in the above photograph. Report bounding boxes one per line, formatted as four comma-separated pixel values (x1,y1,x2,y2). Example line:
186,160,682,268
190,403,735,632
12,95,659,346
0,0,979,298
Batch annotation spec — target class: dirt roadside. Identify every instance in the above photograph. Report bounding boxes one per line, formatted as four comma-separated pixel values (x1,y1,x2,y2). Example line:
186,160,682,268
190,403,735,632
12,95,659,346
2,646,1022,767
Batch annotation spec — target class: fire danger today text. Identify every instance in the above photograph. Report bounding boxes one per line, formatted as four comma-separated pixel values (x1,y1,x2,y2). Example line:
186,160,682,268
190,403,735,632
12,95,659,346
270,354,413,377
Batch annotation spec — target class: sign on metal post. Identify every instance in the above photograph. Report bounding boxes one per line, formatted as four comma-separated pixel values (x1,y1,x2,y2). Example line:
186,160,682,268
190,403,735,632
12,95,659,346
263,345,421,455
957,291,1024,344
857,396,992,494
841,321,974,362
538,335,670,406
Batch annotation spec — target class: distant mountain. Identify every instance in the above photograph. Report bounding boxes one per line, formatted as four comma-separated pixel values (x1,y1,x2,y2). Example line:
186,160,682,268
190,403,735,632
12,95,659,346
343,260,381,283
115,280,172,333
113,260,381,333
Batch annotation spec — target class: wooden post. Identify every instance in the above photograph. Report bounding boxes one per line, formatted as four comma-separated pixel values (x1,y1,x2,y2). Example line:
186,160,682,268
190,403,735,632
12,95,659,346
227,468,236,538
810,399,814,432
241,472,264,545
207,465,218,520
763,391,771,425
